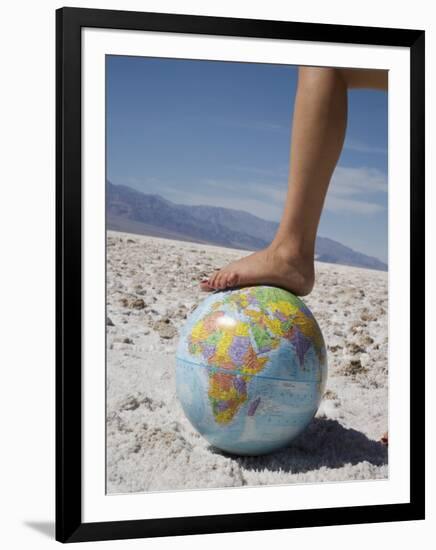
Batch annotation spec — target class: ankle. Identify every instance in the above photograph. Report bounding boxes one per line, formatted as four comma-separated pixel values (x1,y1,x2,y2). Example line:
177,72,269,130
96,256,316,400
268,239,314,266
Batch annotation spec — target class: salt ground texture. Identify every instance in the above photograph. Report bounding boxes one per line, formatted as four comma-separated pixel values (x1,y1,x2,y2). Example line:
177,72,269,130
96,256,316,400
106,231,388,494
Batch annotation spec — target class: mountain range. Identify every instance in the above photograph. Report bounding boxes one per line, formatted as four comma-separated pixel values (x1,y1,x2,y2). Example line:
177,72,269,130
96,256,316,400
107,181,387,271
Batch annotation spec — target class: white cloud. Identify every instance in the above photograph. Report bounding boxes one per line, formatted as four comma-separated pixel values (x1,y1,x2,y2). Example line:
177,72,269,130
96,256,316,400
203,178,286,204
324,165,387,215
144,178,285,221
227,164,289,179
124,164,387,220
325,196,385,214
219,166,388,217
330,166,387,195
344,138,387,155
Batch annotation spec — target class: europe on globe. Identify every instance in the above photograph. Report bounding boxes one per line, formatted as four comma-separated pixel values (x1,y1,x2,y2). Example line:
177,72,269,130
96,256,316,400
175,285,328,456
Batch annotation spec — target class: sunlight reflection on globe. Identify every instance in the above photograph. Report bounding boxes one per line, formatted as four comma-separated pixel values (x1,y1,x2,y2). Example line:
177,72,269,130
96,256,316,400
176,285,328,456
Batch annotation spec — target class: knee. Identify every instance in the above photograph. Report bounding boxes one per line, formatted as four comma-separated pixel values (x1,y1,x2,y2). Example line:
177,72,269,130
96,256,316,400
337,68,388,90
298,66,346,88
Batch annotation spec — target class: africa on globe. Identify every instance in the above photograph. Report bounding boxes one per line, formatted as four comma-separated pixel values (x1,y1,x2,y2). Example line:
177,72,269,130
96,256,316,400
175,285,328,456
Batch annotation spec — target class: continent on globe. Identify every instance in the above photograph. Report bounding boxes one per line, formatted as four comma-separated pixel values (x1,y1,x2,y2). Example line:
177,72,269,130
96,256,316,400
176,285,328,456
187,286,326,425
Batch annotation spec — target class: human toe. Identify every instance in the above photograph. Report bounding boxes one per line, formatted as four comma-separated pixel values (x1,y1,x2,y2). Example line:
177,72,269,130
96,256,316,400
215,273,227,289
200,278,213,291
225,272,238,287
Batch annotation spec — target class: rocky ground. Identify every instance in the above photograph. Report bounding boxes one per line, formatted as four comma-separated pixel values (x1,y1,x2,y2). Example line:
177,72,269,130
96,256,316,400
106,230,388,494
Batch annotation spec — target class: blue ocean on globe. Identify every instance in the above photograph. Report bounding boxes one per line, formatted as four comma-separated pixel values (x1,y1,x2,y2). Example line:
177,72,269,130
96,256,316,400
175,285,328,456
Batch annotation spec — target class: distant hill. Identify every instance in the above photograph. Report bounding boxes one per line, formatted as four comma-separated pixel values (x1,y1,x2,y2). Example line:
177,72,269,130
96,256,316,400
107,182,387,271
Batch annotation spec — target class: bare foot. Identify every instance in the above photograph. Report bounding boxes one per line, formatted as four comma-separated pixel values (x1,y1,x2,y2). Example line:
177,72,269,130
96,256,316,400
380,432,388,446
199,244,314,296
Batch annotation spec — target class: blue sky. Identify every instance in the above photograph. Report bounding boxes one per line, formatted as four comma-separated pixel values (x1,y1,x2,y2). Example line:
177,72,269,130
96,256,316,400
107,56,388,262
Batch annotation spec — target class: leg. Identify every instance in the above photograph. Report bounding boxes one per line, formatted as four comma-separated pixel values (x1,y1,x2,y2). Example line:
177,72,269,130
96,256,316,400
200,66,386,295
271,66,348,268
340,68,388,90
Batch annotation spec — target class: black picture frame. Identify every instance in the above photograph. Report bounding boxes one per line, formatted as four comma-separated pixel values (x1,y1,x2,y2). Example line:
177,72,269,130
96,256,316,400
56,6,425,543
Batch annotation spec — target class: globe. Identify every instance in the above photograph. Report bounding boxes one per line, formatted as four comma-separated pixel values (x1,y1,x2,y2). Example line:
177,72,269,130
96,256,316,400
175,285,328,456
